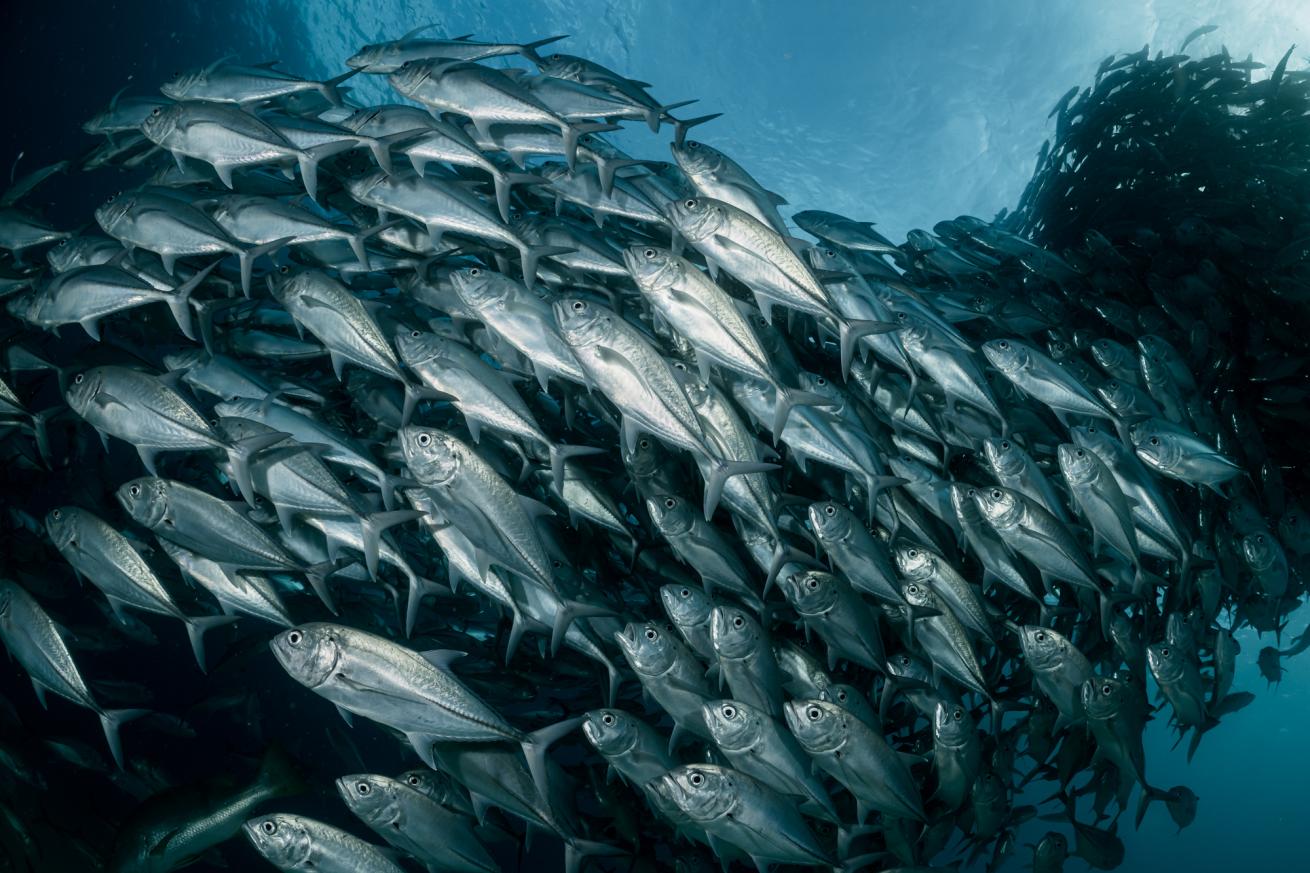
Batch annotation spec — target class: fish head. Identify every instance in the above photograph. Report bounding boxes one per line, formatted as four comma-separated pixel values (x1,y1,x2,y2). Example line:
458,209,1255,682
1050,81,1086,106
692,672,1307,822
646,494,694,538
887,651,932,686
115,478,170,530
243,814,312,868
621,244,680,292
1034,831,1068,863
345,42,387,71
887,454,931,486
449,265,510,310
973,486,1022,531
663,196,723,243
1240,531,1279,573
397,426,461,486
1146,642,1183,685
659,583,711,630
1019,625,1068,672
807,500,854,546
900,579,936,610
982,436,1025,479
1089,338,1127,372
658,765,735,823
5,291,41,324
43,507,82,555
803,243,850,274
796,371,843,408
621,433,665,480
159,67,208,101
336,774,401,823
386,60,438,98
1092,379,1133,416
700,699,760,750
1056,443,1099,486
138,103,180,146
63,366,108,418
823,683,875,722
1080,676,1126,721
270,624,342,689
933,700,974,746
534,53,586,81
709,606,760,660
893,544,936,582
614,621,677,675
783,699,846,753
551,295,609,347
1131,429,1183,474
1279,504,1308,546
394,328,442,368
581,709,641,756
93,191,134,236
948,483,983,524
668,140,724,178
980,338,1029,375
396,769,452,803
778,568,839,615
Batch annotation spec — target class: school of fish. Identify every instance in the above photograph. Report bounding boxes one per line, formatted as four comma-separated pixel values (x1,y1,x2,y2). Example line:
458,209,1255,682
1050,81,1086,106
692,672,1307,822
0,22,1306,873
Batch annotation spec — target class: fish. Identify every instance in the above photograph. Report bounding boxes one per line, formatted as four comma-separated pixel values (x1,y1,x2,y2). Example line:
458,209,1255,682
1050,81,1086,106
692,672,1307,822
0,27,1300,873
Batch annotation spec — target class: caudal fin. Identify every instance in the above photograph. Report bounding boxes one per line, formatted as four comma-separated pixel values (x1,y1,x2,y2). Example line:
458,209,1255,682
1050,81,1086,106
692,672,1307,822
521,715,585,806
703,460,779,521
359,509,426,582
770,387,833,443
238,235,294,298
164,260,220,340
184,614,237,673
548,443,605,494
99,708,149,770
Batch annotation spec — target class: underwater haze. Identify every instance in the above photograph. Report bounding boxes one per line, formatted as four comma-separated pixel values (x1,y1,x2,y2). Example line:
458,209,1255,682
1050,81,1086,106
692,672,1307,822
2,0,1310,871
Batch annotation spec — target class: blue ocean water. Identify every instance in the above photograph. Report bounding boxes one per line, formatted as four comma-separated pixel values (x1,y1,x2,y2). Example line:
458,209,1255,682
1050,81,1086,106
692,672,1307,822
3,1,1309,870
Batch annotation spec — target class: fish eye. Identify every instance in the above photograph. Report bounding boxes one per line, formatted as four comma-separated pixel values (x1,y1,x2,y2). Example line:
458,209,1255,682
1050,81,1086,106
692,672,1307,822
550,54,561,61
638,438,650,449
908,549,918,558
551,560,562,569
469,267,481,277
151,107,161,116
1000,440,1010,450
287,630,302,645
664,497,676,509
689,772,704,786
1035,632,1046,642
1102,684,1112,695
645,628,658,641
722,704,736,718
806,706,821,721
824,504,835,516
410,330,420,338
1075,449,1085,458
732,616,744,628
571,301,585,312
129,484,140,497
75,373,84,384
644,248,655,258
278,265,289,274
1161,647,1170,657
899,655,910,665
805,577,818,590
816,377,827,386
1149,436,1160,446
991,489,1002,499
406,774,420,785
1256,534,1265,545
825,249,836,257
356,781,371,795
417,433,431,447
836,689,847,702
261,821,277,834
907,584,919,594
953,709,963,721
684,199,696,208
679,587,690,597
998,340,1010,350
51,509,61,520
602,713,615,726
687,141,699,149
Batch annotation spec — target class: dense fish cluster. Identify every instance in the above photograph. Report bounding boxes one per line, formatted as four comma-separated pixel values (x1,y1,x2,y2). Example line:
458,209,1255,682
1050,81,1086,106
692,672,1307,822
0,23,1306,873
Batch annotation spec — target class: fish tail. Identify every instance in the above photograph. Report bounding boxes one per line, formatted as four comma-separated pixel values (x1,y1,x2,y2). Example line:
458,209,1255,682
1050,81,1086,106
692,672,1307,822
98,708,149,771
